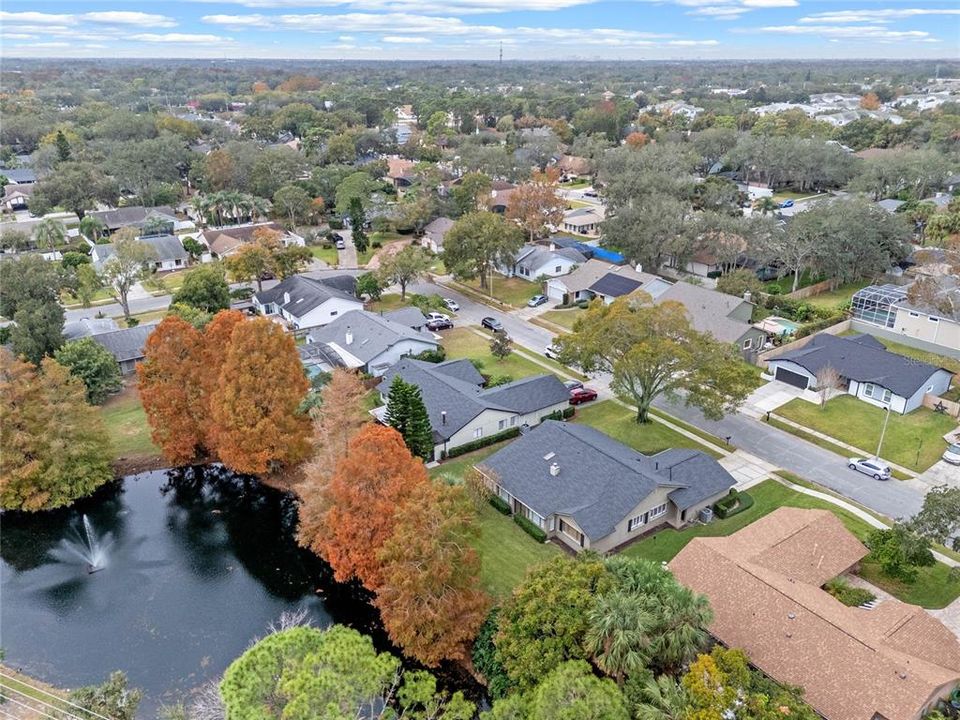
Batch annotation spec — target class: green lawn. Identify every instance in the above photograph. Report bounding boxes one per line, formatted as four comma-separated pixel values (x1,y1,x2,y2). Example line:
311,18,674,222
309,245,339,266
771,191,828,203
804,280,872,311
574,400,722,458
61,286,115,307
116,309,168,327
762,269,825,295
366,293,413,313
776,395,956,472
99,389,158,459
429,443,558,598
463,276,542,308
540,308,585,331
866,335,960,377
357,247,377,266
623,478,960,608
442,327,561,381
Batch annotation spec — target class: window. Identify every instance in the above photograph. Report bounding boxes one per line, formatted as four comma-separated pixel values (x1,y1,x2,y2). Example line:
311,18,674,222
864,383,892,403
929,316,940,323
498,419,507,430
473,428,483,439
909,312,920,318
742,338,753,350
510,416,517,427
628,515,645,532
555,265,562,273
330,310,338,317
650,503,667,519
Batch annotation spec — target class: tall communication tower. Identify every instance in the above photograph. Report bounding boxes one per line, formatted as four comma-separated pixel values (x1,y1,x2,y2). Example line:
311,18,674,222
499,42,503,65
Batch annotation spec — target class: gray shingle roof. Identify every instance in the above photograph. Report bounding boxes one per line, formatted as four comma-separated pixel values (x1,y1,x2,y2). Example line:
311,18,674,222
2,169,37,184
377,358,567,442
655,282,755,344
63,317,120,341
773,333,950,398
255,275,359,320
89,323,158,362
90,206,176,231
516,246,586,273
382,307,428,329
656,449,738,510
480,421,734,541
306,310,437,366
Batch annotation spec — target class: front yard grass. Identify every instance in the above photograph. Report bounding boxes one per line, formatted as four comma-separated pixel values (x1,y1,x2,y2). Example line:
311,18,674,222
442,327,561,381
574,400,722,458
776,395,956,472
309,245,339,266
623,478,960,608
540,308,585,331
99,386,158,460
462,276,542,308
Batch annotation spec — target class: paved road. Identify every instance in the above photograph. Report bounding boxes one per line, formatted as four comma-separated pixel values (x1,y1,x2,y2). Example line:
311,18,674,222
411,279,929,520
335,228,358,269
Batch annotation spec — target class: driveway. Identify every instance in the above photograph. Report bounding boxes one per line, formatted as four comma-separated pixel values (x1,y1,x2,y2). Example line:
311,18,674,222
740,379,809,419
336,228,358,269
917,460,960,489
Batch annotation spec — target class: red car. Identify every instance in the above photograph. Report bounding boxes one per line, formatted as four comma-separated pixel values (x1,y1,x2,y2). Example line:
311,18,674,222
569,387,598,405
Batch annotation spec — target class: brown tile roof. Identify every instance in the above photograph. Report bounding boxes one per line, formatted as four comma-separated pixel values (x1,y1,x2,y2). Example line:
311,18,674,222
669,508,960,720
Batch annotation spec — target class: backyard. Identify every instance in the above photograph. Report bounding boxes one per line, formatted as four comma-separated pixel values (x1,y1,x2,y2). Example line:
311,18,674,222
775,395,956,472
804,280,872,311
622,478,960,609
99,385,158,460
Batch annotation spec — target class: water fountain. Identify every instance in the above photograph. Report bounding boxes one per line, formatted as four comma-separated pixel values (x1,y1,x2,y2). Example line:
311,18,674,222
52,514,114,573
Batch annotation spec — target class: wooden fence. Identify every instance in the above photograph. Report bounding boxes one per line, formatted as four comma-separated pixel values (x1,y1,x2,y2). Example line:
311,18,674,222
921,393,960,420
783,278,841,301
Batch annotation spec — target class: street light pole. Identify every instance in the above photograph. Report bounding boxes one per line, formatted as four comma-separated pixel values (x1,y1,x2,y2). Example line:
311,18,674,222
876,404,891,459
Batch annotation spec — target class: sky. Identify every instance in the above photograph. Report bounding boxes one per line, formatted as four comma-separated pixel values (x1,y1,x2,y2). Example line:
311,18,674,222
2,0,959,61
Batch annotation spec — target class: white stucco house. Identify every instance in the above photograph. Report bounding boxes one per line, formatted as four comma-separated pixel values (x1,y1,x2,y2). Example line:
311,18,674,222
253,275,363,330
498,244,587,281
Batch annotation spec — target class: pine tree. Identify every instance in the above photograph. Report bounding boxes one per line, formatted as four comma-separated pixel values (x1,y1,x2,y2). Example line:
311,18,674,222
55,130,71,162
405,385,434,460
384,375,411,438
349,197,369,253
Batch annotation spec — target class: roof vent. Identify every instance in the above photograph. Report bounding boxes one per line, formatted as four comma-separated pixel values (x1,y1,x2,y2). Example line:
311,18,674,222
345,328,353,345
898,671,908,680
635,263,643,274
441,411,447,425
543,452,556,461
744,290,752,302
283,291,291,305
787,612,796,620
549,463,560,476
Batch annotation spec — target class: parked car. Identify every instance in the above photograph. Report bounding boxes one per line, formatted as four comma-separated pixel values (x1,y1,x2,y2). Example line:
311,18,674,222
755,266,780,281
847,457,892,480
583,191,599,198
327,232,343,243
425,311,450,322
481,317,504,332
942,443,960,466
564,379,584,392
335,239,346,250
545,344,561,360
569,387,598,405
528,294,547,307
779,199,795,209
426,318,453,331
443,298,460,312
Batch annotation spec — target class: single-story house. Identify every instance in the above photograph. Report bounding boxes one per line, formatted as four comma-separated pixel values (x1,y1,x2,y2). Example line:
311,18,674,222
420,217,454,254
89,206,178,235
670,508,960,720
766,333,953,413
2,169,37,185
545,259,672,305
380,307,429,332
477,420,736,554
554,154,591,178
201,222,305,259
561,206,604,237
63,317,120,341
386,157,417,190
91,234,190,272
253,275,362,330
488,184,517,215
2,183,34,212
851,282,959,357
876,198,906,214
654,282,766,356
498,244,587,281
88,323,159,375
303,309,438,376
375,358,570,460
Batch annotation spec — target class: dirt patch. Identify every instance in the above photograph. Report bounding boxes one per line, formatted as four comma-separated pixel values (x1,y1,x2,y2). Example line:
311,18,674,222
366,239,411,270
112,454,169,476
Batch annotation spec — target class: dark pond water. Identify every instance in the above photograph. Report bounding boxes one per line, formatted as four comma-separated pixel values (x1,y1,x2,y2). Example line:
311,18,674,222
0,466,394,715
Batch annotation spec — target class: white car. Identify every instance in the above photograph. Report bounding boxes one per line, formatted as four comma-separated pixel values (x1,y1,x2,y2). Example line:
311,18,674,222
848,457,892,480
443,298,460,312
425,311,450,323
545,345,560,360
942,443,960,466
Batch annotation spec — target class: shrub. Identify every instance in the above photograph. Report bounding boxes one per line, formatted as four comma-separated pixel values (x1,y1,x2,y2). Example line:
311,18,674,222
706,270,722,279
443,427,521,459
487,374,514,387
414,347,446,363
328,217,344,229
576,300,590,309
795,315,847,339
372,240,383,249
230,287,254,300
765,284,782,295
825,578,875,607
713,489,754,519
540,407,575,422
489,495,511,515
514,514,547,543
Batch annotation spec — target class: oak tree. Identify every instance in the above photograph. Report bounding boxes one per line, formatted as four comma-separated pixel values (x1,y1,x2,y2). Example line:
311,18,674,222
507,169,565,242
443,212,524,291
54,338,122,404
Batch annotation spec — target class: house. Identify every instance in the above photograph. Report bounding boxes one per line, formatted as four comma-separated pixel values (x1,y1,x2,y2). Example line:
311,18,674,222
2,168,37,185
545,259,672,305
765,333,953,414
253,275,362,330
303,309,438,376
91,234,190,272
851,282,960,357
2,184,34,212
498,244,586,281
488,182,517,214
477,420,735,553
652,100,704,120
201,222,305,259
670,508,960,720
876,198,905,214
561,206,604,236
89,206,178,235
63,317,120,341
554,154,591,179
375,358,570,460
88,323,159,375
654,282,766,356
386,157,417,191
420,217,454,253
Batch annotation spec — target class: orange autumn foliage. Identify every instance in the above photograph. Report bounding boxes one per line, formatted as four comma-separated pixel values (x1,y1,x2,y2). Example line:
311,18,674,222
137,317,207,465
198,310,246,451
376,482,491,666
309,424,429,589
210,317,310,474
625,131,650,148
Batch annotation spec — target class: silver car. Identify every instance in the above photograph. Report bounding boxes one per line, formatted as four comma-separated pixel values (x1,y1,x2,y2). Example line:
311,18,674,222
942,443,960,466
848,457,892,480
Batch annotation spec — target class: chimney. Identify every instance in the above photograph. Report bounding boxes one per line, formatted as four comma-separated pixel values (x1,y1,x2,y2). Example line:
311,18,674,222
441,411,447,425
549,463,560,476
549,242,556,251
635,263,643,274
345,328,353,345
283,291,291,305
744,290,752,303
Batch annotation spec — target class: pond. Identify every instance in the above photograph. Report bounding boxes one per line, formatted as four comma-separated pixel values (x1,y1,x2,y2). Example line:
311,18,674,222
0,466,392,715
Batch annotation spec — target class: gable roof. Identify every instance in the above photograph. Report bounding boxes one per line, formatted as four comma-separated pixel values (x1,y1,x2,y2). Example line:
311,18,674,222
563,206,604,225
2,169,37,184
382,307,428,329
63,317,120,341
90,206,176,231
93,234,188,265
423,216,454,243
553,259,670,298
669,508,960,720
89,323,158,362
655,282,756,344
255,275,360,320
514,245,586,272
773,333,950,398
480,421,734,541
589,273,643,298
377,358,568,443
387,157,416,180
305,310,437,367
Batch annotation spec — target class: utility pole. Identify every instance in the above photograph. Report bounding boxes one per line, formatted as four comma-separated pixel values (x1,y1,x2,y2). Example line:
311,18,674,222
876,404,891,459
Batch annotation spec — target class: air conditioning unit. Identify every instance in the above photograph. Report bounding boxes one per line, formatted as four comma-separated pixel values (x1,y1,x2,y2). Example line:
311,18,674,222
699,507,714,524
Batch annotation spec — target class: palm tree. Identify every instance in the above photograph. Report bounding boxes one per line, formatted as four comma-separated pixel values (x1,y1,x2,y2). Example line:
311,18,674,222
634,676,690,720
648,586,712,676
585,591,653,684
249,195,271,222
752,196,778,216
33,218,66,251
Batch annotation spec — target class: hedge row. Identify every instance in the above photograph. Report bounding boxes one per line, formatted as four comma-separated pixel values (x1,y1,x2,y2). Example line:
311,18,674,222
795,315,847,339
442,427,521,459
489,495,511,515
514,514,548,543
714,489,755,519
540,407,576,423
825,578,876,607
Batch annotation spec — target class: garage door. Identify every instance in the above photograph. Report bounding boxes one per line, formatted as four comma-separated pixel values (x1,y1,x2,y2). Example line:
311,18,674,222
775,367,809,389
